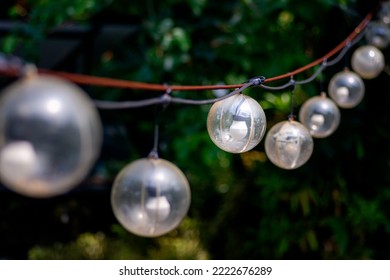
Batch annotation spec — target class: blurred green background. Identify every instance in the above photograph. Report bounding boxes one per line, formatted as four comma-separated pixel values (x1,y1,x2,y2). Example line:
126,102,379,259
1,0,390,260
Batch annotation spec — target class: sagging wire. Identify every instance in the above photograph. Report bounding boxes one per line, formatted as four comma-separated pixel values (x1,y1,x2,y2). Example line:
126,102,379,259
94,77,261,109
0,11,373,110
93,20,369,110
260,24,368,91
91,11,372,109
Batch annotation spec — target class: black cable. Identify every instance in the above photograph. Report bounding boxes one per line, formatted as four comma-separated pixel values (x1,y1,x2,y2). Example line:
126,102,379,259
0,14,370,110
94,81,255,109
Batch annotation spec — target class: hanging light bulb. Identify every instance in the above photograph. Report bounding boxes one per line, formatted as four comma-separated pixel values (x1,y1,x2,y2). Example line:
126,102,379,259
0,72,102,197
379,1,390,25
299,93,340,138
207,94,266,153
351,45,385,79
265,120,313,169
111,157,191,237
365,21,390,49
328,69,365,108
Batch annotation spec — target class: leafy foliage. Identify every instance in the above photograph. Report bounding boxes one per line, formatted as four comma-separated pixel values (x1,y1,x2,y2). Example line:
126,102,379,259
1,0,390,260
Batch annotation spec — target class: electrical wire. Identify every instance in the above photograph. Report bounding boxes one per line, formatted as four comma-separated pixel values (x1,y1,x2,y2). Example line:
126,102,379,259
260,25,368,91
94,81,255,108
263,11,372,83
0,11,373,109
95,21,369,109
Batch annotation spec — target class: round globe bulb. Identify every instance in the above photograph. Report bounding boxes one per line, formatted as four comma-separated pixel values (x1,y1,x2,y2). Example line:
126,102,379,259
265,120,313,169
328,70,365,108
299,93,341,138
365,21,390,49
351,45,385,79
0,75,102,197
111,157,191,237
379,1,390,24
207,94,266,153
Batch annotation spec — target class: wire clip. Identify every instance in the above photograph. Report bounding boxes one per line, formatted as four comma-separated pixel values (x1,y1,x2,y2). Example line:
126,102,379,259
248,76,266,86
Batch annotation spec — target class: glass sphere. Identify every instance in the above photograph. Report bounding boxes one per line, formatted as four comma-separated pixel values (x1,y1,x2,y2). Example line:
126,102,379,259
379,1,390,24
351,45,385,79
328,70,365,108
298,93,340,138
207,94,266,153
0,74,102,197
265,120,313,170
365,21,390,49
111,157,191,237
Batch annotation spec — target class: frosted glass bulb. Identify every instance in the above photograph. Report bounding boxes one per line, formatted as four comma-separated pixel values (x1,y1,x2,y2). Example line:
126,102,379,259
111,158,191,237
365,21,390,49
265,120,313,169
328,70,365,108
299,94,340,138
207,94,266,153
0,74,102,197
351,45,385,79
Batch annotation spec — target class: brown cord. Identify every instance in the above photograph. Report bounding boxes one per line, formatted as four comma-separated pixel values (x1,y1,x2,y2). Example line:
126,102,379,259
0,12,372,92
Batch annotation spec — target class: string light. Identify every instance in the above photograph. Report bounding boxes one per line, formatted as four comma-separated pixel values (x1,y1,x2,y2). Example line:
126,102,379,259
111,156,191,237
0,68,102,197
264,119,314,170
0,11,374,166
365,21,390,49
207,93,266,153
379,1,390,24
0,7,385,238
351,45,385,79
0,11,373,92
328,69,365,108
299,92,340,138
0,10,372,185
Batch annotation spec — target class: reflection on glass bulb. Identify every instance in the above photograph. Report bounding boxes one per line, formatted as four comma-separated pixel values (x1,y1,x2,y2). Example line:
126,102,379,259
128,206,148,223
265,120,313,169
46,98,62,114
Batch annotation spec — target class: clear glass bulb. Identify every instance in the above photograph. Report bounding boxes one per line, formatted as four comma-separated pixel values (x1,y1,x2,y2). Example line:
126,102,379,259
328,70,365,108
351,45,385,79
0,74,102,198
365,21,390,49
207,94,266,153
299,93,341,138
265,120,313,169
111,157,191,237
379,1,390,24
